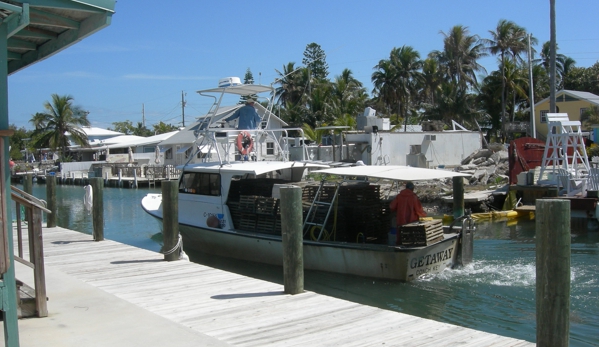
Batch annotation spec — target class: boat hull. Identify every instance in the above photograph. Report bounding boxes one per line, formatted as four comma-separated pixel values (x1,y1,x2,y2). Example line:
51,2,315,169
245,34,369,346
176,222,459,281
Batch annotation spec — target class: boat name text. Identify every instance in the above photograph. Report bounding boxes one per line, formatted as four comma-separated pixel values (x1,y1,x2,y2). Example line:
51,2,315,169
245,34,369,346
410,249,453,269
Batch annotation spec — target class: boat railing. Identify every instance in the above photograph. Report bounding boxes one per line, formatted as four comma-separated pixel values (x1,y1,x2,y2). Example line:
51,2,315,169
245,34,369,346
190,127,308,165
10,185,51,317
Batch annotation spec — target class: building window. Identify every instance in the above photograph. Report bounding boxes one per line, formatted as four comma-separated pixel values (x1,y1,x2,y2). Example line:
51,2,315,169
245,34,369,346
540,110,548,123
260,121,267,129
185,147,192,159
266,142,274,155
165,148,173,159
179,172,220,196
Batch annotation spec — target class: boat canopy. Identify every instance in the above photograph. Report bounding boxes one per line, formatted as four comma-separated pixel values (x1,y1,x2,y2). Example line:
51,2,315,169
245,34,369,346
315,165,471,181
183,161,328,176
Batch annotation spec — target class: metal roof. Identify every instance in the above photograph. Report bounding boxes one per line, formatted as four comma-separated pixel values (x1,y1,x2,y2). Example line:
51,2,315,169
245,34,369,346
1,0,115,75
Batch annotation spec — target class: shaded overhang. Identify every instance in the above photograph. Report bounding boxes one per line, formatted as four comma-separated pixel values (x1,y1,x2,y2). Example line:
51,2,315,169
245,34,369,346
1,0,116,75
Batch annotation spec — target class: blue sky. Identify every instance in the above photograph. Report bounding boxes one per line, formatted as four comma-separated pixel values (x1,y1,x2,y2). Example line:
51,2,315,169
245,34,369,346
7,0,599,130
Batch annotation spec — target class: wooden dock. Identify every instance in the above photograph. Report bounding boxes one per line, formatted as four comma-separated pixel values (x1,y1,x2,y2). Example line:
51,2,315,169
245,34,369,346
15,226,535,346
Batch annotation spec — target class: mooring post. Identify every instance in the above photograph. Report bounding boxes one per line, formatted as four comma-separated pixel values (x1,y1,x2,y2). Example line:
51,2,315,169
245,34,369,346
118,169,122,187
280,186,304,295
162,180,180,261
90,177,104,241
536,199,570,346
23,173,33,194
46,175,57,227
133,169,138,188
452,176,465,219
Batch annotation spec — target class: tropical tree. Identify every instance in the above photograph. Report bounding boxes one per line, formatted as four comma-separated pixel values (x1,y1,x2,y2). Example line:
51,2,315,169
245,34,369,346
484,19,530,140
152,121,178,135
302,42,329,81
30,94,90,159
372,45,423,129
534,41,576,90
432,25,487,91
329,69,368,119
563,62,599,95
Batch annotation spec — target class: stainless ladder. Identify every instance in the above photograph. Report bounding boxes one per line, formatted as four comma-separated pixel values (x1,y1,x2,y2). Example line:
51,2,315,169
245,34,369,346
302,179,341,241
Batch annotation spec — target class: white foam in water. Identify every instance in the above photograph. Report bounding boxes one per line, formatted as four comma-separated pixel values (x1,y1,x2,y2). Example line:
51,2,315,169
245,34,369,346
426,260,537,287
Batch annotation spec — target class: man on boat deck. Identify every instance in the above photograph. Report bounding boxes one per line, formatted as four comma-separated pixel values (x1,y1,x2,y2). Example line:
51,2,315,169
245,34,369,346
389,181,427,245
224,97,261,130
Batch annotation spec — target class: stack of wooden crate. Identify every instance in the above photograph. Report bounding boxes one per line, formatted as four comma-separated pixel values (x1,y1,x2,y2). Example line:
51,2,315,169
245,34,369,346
400,219,444,246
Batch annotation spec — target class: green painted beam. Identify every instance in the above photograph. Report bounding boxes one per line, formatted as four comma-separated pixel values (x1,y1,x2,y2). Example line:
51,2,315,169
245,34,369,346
13,28,56,40
7,37,36,51
30,7,80,30
1,20,21,347
2,3,29,38
12,0,115,13
7,51,20,60
8,11,112,74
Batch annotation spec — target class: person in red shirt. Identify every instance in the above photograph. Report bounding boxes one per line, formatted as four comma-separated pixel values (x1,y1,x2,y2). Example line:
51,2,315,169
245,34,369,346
389,181,426,245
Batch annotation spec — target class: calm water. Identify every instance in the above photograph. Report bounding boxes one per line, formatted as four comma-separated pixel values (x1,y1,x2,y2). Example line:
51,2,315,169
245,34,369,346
17,184,599,346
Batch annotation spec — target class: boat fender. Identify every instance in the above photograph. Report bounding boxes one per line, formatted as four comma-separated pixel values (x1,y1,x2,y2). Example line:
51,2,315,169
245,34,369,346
236,131,253,155
83,184,93,213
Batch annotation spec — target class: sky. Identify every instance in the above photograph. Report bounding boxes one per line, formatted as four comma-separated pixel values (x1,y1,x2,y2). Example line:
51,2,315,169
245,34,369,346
7,0,599,130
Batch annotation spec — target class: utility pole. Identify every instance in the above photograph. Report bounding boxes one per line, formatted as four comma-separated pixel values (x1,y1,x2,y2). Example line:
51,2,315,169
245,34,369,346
142,103,145,128
181,91,186,127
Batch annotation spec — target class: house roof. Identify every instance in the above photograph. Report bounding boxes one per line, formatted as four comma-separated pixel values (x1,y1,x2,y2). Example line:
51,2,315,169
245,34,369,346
104,131,178,149
80,126,123,137
534,90,599,108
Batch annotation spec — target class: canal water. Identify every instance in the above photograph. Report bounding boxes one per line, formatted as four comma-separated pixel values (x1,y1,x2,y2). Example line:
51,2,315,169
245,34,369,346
16,184,599,346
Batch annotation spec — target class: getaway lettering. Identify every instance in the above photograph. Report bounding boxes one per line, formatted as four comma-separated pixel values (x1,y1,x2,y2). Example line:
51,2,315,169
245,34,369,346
410,249,453,269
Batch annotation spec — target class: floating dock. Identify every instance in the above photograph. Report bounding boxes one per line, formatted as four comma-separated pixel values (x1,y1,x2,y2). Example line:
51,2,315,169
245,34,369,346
7,226,535,347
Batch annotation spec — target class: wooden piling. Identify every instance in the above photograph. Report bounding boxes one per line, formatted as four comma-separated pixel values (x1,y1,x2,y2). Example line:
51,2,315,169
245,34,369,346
23,173,33,194
46,175,56,228
280,186,304,295
162,180,179,261
536,199,570,346
452,176,465,219
90,177,104,241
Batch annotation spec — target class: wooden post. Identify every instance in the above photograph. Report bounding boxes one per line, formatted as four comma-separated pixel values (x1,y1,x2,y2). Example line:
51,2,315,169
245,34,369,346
90,177,104,241
23,173,33,194
162,180,180,261
31,207,47,317
280,186,304,295
46,175,57,228
452,176,465,219
536,199,570,346
133,169,138,188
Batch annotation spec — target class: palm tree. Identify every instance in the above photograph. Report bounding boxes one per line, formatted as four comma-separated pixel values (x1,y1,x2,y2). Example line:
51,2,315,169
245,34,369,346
330,69,368,119
432,25,487,91
502,60,529,122
484,19,530,140
535,41,577,90
30,94,90,159
372,46,423,129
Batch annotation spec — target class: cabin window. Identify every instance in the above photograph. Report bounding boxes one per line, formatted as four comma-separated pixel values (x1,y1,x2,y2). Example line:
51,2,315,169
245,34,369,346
185,147,192,159
179,172,221,196
165,148,173,159
266,142,274,155
540,110,548,123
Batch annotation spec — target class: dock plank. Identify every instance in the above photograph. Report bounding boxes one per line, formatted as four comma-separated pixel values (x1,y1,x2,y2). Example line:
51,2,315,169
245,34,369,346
23,226,535,346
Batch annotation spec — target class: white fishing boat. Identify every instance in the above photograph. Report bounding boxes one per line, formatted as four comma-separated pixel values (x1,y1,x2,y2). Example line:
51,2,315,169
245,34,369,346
141,78,474,281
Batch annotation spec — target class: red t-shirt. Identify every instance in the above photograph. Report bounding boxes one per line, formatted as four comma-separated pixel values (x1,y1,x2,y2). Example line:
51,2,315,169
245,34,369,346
389,189,426,227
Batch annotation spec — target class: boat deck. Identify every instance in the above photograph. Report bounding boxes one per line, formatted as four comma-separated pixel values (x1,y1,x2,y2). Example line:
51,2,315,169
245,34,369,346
7,226,535,346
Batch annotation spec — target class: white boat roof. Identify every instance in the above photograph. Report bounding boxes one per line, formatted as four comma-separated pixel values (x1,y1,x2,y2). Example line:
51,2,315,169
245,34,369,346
197,84,273,96
315,165,471,181
183,161,328,175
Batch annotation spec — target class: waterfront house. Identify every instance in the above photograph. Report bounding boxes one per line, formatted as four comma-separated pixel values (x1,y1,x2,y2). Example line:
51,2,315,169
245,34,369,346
532,90,599,139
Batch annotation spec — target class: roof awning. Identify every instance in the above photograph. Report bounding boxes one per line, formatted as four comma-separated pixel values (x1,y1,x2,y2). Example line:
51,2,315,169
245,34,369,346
176,146,191,154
